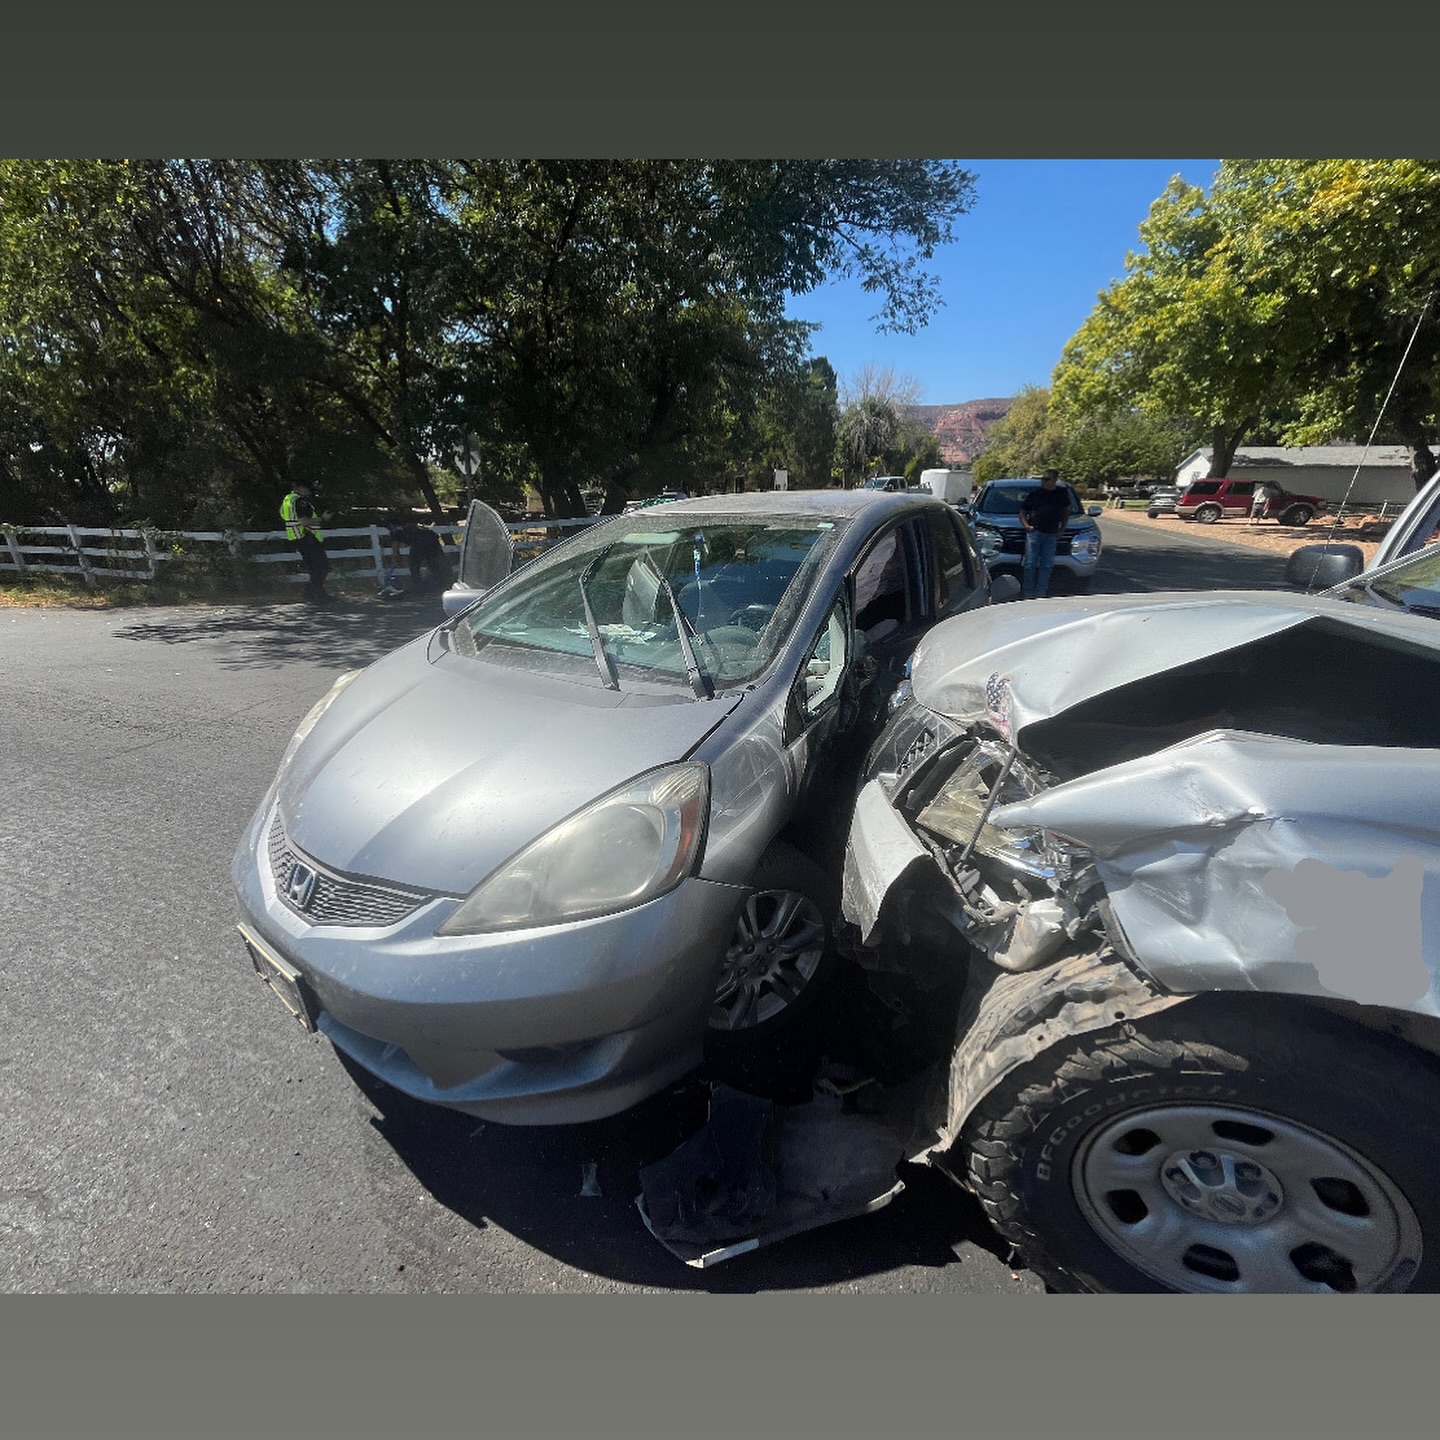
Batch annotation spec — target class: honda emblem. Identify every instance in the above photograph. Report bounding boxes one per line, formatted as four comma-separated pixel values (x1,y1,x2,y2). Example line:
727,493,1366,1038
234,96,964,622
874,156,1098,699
285,861,318,911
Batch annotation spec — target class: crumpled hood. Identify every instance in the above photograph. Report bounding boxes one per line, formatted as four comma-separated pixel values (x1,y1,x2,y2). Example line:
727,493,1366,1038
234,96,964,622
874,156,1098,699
991,729,1440,1014
278,640,741,895
909,589,1440,734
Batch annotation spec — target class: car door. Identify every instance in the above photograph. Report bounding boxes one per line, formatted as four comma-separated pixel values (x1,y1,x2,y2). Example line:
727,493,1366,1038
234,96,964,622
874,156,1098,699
922,504,987,621
456,498,515,591
780,518,930,830
849,517,932,733
1224,481,1255,517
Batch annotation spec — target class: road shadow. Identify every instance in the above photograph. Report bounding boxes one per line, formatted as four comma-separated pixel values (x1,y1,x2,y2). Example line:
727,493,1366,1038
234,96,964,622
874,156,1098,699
110,595,442,671
349,1063,1021,1292
336,960,1026,1294
1091,520,1292,595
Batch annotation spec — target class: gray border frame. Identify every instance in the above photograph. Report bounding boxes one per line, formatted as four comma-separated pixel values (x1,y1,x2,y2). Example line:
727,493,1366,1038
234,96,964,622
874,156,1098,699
3,2,1437,1437
4,2,1438,153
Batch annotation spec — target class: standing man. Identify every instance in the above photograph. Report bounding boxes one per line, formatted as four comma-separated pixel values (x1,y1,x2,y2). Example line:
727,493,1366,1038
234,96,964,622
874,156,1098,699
281,482,332,604
1019,468,1071,600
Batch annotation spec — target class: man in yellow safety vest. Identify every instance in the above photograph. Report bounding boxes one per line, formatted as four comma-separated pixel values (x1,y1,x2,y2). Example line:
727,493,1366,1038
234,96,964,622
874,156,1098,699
280,483,332,604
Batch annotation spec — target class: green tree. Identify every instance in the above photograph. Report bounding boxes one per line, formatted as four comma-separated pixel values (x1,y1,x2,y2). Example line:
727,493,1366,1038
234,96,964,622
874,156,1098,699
1052,176,1296,479
972,386,1065,482
442,162,975,515
1054,161,1440,488
1,159,976,526
1220,160,1440,489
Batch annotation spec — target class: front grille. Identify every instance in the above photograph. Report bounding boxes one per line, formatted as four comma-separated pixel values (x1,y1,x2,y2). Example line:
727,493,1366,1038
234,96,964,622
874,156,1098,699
993,526,1076,557
267,810,430,928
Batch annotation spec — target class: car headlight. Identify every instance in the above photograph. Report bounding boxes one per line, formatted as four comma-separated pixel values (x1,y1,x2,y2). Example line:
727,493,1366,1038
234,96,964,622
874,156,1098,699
279,670,361,770
1071,530,1101,560
863,696,957,790
436,762,710,935
975,525,1003,557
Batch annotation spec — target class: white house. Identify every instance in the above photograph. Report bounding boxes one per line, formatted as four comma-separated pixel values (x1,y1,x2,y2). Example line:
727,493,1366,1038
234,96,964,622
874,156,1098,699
1175,445,1418,507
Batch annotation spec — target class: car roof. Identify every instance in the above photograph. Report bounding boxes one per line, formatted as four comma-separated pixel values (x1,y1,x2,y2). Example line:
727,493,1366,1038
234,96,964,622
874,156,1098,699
633,489,942,522
979,476,1076,490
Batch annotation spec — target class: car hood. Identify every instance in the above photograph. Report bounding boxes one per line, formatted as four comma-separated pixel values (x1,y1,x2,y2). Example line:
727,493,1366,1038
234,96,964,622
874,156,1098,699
909,589,1440,736
972,512,1097,531
277,639,742,895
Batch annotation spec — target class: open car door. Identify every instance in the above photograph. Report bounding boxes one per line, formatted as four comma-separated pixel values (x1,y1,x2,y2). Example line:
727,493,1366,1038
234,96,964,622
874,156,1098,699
442,500,515,616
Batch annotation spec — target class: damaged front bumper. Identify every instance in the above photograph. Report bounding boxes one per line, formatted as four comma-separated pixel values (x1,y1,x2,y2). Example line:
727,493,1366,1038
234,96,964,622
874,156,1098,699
637,707,1186,1268
843,705,1108,978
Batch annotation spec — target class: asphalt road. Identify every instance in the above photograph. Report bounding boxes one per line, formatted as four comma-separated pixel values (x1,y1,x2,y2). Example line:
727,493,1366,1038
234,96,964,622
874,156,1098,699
0,518,1284,1293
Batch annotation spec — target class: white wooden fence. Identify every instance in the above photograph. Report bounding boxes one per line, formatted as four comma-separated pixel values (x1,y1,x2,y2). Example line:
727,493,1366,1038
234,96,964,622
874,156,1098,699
0,517,603,589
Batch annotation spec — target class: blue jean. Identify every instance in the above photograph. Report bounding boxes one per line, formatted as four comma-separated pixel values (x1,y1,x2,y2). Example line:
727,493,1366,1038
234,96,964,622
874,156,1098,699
1022,529,1059,598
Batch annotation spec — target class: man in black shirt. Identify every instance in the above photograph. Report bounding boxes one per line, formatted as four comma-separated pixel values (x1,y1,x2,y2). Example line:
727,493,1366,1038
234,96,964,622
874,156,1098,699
1019,469,1071,599
387,517,454,594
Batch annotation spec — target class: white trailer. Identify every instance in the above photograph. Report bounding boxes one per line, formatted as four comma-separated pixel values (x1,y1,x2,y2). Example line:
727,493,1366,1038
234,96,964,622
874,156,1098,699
920,468,973,505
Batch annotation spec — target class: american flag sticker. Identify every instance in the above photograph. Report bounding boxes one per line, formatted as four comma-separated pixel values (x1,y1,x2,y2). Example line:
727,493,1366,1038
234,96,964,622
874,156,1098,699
985,672,1014,739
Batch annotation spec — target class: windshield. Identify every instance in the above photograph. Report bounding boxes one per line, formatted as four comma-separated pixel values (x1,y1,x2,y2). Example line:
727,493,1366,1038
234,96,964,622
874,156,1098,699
1361,546,1440,616
452,512,844,689
975,482,1081,518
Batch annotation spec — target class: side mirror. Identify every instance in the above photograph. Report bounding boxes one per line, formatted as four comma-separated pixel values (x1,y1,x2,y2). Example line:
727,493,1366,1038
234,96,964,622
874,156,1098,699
1285,544,1365,591
989,573,1022,603
1087,505,1104,517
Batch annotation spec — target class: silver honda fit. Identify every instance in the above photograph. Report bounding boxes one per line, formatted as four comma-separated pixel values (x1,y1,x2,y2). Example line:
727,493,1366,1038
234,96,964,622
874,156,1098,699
233,490,1007,1124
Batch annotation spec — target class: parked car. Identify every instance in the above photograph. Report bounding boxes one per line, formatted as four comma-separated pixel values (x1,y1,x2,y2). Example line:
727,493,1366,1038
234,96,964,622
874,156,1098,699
1177,478,1327,525
963,477,1104,591
821,580,1440,1293
1145,486,1182,518
1286,463,1440,582
233,491,1016,1127
861,476,915,492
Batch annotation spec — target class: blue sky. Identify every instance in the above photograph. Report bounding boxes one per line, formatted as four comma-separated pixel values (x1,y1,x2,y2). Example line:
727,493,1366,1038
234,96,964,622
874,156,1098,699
786,159,1222,405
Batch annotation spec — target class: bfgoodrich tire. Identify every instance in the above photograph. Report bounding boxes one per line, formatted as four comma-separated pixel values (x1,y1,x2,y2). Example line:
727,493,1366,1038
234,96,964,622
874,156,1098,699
962,998,1440,1293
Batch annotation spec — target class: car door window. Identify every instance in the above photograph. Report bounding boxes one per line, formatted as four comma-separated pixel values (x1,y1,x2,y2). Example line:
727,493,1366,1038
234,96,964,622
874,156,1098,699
853,527,913,641
800,597,849,718
930,509,978,612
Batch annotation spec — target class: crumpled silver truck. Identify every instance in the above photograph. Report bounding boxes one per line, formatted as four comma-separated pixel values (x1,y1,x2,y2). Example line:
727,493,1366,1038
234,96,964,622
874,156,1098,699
640,472,1440,1293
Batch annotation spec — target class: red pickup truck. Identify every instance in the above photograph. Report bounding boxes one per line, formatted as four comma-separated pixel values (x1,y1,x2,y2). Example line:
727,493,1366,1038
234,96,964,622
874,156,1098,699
1177,478,1328,525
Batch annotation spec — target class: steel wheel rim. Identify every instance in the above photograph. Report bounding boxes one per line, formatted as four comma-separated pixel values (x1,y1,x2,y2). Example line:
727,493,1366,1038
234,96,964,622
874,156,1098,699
1071,1103,1422,1293
709,888,826,1032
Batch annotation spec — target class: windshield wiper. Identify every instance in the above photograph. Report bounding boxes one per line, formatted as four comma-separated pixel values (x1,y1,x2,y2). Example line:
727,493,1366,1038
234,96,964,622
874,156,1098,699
578,547,620,691
639,554,712,699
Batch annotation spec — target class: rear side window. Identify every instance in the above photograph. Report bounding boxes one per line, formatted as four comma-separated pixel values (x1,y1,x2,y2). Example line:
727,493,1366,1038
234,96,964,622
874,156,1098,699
929,510,977,611
1187,482,1220,496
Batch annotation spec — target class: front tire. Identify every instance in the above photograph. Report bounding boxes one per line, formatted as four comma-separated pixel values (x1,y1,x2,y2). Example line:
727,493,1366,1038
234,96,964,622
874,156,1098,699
1279,504,1315,526
706,841,838,1045
962,999,1440,1293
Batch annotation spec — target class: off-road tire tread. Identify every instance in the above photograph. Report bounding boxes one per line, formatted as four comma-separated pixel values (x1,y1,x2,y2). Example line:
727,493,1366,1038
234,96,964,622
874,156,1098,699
959,1004,1434,1293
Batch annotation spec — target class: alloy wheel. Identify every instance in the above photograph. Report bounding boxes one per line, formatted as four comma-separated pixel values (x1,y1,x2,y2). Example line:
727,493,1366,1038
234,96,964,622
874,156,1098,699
710,888,827,1032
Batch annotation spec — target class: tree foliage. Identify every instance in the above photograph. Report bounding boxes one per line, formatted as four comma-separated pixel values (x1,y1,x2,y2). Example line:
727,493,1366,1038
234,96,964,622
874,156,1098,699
974,385,1194,487
0,159,975,525
1053,160,1440,487
835,366,940,484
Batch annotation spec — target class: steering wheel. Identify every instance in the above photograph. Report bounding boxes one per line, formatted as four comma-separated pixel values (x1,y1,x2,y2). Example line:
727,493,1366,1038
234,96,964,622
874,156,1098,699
699,625,760,651
728,604,774,633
